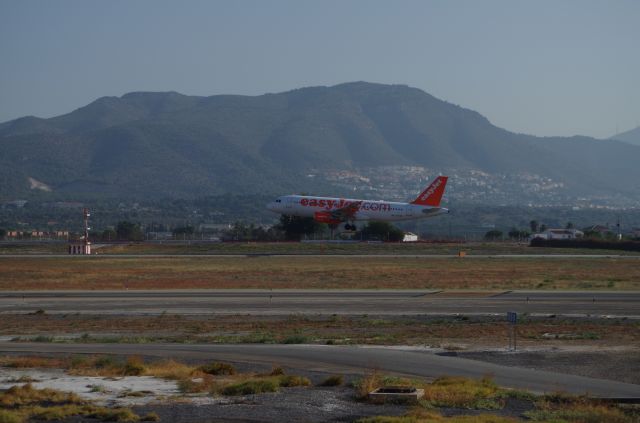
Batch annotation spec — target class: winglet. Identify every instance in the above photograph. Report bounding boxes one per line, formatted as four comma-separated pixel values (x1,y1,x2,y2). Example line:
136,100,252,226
411,176,448,207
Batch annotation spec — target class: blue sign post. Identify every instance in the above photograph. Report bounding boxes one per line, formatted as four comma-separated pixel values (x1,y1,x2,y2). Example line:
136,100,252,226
507,311,517,351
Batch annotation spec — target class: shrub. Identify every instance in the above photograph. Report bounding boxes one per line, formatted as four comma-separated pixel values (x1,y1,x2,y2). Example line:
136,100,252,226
268,366,285,376
145,359,194,380
282,334,309,344
421,376,502,409
221,379,279,396
141,412,160,422
354,370,382,399
198,362,236,375
89,407,140,422
123,356,145,376
0,384,83,407
319,375,344,386
0,409,23,423
278,375,311,387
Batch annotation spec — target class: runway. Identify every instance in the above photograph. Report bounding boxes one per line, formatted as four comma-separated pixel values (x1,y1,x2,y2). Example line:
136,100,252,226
2,253,640,258
1,290,639,317
0,342,638,398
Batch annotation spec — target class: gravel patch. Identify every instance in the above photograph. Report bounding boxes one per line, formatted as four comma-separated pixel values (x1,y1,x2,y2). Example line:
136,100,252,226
133,386,408,423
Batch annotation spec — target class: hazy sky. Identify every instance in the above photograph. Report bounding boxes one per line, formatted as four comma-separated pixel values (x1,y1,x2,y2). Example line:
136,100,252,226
1,0,638,138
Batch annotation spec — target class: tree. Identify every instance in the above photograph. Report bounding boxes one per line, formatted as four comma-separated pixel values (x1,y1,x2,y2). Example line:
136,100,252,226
0,228,6,239
360,221,404,242
101,228,117,241
484,230,503,241
277,215,323,241
116,221,144,241
508,228,530,241
566,222,574,229
539,224,547,233
173,225,195,236
529,220,539,233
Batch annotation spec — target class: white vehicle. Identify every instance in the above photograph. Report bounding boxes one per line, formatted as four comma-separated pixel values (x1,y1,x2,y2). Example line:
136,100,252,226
267,176,449,230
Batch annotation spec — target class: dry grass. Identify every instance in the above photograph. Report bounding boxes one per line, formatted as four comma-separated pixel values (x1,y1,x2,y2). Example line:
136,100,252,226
355,374,505,409
421,376,502,409
145,359,195,380
356,376,639,423
0,383,82,407
357,409,520,423
0,354,311,399
525,395,638,423
0,255,639,290
0,356,67,369
0,384,141,422
3,314,638,348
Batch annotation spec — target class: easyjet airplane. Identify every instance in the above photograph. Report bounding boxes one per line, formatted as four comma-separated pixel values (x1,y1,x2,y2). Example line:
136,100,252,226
267,176,449,230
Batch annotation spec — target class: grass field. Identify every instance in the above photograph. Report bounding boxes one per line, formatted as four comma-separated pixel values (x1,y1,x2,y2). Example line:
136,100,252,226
0,255,639,290
3,240,640,256
2,314,639,348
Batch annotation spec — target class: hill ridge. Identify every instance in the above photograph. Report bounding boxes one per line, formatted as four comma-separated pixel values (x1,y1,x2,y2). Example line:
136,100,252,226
1,82,639,201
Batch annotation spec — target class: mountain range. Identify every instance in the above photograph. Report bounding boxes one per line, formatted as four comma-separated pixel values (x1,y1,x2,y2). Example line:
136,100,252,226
610,126,640,146
1,82,639,201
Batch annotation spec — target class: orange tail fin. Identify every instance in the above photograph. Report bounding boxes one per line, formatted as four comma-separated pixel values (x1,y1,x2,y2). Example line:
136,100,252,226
411,176,448,207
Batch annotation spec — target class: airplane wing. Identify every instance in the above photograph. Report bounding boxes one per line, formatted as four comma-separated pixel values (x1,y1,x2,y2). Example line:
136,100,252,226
313,201,363,224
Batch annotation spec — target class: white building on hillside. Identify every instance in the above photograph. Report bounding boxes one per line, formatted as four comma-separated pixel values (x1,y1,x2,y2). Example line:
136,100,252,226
531,228,584,240
403,232,419,242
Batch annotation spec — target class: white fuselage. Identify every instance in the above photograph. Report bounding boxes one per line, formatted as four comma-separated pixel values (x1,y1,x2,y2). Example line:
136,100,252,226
266,195,448,222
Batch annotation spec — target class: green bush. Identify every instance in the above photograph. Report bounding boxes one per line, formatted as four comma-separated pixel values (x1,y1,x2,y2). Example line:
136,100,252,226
221,379,279,396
